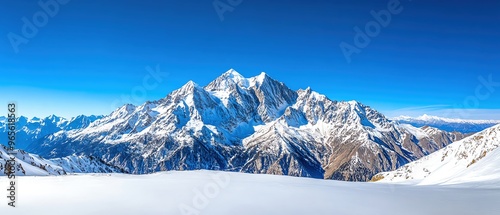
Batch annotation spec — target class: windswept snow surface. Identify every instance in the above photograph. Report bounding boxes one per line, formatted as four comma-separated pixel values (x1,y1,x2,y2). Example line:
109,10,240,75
1,171,499,215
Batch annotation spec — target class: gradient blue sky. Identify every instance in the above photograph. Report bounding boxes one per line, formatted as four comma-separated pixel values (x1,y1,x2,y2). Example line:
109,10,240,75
1,0,499,119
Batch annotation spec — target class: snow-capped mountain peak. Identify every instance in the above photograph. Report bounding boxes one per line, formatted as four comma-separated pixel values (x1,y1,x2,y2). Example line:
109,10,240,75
206,69,273,91
180,80,202,92
250,72,268,86
206,69,249,91
224,68,249,86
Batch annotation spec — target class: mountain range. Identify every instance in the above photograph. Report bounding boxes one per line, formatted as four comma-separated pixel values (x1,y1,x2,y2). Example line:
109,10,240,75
18,69,469,181
394,115,499,133
0,115,102,150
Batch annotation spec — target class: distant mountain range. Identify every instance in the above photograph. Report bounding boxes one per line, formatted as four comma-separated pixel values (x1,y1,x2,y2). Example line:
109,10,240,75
372,124,500,185
394,115,499,133
15,70,468,181
0,115,102,150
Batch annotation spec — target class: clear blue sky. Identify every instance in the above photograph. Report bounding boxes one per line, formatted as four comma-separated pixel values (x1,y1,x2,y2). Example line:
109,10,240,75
1,0,499,119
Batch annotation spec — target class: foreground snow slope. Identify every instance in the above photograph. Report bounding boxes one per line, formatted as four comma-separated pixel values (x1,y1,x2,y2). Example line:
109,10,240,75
1,171,499,215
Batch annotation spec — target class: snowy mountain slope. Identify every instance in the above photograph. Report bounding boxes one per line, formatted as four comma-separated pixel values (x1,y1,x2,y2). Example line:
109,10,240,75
445,144,500,185
30,70,466,181
0,114,102,150
372,124,500,185
0,145,120,176
394,115,499,133
0,145,66,176
49,155,125,174
1,171,499,215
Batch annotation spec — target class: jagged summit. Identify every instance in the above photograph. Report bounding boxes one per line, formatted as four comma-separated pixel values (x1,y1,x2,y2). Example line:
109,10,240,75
253,71,268,83
207,69,276,91
206,69,248,91
222,68,245,80
181,80,201,90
